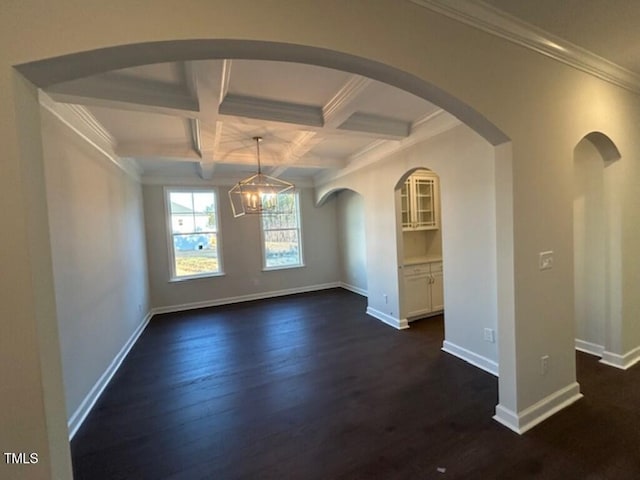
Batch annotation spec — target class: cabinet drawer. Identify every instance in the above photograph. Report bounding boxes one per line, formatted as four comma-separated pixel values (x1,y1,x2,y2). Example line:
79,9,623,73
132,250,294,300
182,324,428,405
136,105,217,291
430,262,443,273
404,264,430,276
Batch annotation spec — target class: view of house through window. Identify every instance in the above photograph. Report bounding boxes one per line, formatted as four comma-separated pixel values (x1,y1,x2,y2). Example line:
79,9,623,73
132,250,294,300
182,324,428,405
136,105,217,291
167,189,222,279
261,192,303,269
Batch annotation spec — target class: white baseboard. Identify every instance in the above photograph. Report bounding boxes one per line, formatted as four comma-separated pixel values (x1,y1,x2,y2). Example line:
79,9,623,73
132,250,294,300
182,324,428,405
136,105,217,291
493,382,583,435
68,311,152,440
339,282,368,297
575,338,604,357
441,340,498,376
600,345,640,370
366,306,409,330
151,282,341,315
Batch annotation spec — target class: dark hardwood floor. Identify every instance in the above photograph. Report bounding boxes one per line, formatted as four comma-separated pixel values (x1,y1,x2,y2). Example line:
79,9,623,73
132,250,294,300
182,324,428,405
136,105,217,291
72,289,640,479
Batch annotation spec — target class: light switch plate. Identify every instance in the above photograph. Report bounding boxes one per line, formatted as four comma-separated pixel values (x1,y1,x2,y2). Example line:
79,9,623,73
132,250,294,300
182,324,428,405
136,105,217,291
539,251,553,271
483,328,495,343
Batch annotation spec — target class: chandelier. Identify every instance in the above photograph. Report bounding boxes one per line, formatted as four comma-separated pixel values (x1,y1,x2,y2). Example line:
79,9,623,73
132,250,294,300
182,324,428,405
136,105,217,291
228,137,295,217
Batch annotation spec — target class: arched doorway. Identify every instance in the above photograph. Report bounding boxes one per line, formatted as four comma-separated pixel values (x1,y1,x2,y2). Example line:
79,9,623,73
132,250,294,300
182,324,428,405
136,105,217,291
10,34,523,478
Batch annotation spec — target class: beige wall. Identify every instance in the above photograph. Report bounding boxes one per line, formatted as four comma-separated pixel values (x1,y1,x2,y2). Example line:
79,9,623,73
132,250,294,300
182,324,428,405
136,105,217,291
41,109,150,424
336,190,368,294
573,139,607,349
3,1,640,477
143,185,339,309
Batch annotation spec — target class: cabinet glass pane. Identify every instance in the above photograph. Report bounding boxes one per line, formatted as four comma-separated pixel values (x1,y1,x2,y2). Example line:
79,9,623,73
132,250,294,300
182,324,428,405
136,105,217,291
400,182,412,228
413,178,435,227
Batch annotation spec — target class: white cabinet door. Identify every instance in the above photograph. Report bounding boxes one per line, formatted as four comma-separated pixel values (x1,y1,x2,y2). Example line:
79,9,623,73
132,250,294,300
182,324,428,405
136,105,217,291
404,262,444,319
430,271,444,312
413,176,437,229
400,180,412,229
404,273,431,318
401,172,440,231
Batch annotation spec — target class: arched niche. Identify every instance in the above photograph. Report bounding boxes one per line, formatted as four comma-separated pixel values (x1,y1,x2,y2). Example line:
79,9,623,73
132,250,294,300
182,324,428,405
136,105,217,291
573,131,622,364
583,131,622,164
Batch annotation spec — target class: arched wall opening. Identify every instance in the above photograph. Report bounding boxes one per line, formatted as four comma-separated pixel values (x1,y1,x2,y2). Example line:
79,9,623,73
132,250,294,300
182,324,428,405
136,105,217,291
11,38,517,476
394,167,445,324
573,131,622,363
325,188,368,297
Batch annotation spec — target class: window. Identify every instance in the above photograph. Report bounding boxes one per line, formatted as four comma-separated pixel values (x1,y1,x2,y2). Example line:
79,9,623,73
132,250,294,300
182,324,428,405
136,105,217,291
261,192,303,269
166,188,222,279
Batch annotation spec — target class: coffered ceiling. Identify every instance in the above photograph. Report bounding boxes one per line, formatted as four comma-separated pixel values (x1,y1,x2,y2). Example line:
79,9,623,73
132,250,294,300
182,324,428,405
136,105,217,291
44,59,443,183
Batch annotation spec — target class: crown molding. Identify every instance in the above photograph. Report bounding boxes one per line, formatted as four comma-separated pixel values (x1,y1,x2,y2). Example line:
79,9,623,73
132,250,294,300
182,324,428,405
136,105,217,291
409,0,640,94
39,92,142,180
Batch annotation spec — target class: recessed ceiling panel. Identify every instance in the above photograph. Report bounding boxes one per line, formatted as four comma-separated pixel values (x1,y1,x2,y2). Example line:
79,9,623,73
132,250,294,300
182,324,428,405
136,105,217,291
228,60,352,106
87,106,191,144
309,135,378,160
112,62,187,87
355,82,440,123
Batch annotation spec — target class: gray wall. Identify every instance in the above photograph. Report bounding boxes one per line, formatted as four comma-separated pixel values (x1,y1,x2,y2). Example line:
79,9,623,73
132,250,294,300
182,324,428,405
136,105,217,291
143,185,340,309
42,109,150,421
336,189,367,294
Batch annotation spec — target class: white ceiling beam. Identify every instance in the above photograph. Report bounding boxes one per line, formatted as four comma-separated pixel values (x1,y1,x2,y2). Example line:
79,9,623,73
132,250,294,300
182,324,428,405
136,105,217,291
219,111,407,141
218,151,343,170
339,112,411,138
322,75,372,128
218,84,409,140
186,60,232,179
196,163,216,180
45,73,199,117
219,94,324,127
116,142,201,162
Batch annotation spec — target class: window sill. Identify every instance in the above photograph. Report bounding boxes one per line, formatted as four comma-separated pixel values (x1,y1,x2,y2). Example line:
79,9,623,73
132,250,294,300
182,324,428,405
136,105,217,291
169,272,225,283
262,263,306,272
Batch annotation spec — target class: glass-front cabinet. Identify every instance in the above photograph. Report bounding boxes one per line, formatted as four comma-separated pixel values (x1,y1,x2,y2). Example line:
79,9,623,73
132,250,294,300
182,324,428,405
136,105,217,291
401,171,439,231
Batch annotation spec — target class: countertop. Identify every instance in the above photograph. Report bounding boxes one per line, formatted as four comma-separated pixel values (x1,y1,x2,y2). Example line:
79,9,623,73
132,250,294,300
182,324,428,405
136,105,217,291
403,256,442,266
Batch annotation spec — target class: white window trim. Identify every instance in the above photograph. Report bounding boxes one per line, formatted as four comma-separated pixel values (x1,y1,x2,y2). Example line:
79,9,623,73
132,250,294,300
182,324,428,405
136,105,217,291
164,186,224,281
260,191,305,271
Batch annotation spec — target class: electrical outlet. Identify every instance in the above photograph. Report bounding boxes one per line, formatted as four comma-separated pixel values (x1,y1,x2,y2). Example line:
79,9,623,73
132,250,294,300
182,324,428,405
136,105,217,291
539,251,554,271
541,355,550,375
483,328,495,343
383,294,388,304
